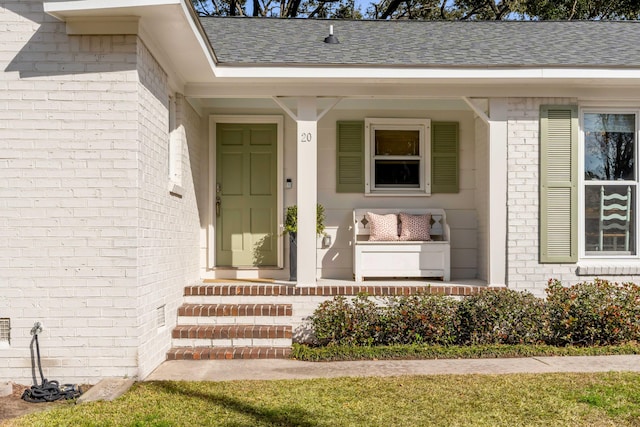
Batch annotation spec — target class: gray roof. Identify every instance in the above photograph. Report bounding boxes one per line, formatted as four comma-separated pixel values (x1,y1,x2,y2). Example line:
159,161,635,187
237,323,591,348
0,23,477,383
198,18,640,67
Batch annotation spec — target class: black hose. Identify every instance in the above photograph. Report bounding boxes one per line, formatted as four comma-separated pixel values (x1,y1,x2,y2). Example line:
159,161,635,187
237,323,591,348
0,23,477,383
21,326,82,403
21,380,81,403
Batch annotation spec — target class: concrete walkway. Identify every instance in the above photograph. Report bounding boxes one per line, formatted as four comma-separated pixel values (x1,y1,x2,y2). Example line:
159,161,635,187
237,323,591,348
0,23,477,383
145,355,640,382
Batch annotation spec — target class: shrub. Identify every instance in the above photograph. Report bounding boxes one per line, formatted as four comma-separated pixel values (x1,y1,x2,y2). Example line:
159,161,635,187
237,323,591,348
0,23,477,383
546,278,640,346
309,279,640,350
311,294,381,346
378,294,459,345
456,289,549,345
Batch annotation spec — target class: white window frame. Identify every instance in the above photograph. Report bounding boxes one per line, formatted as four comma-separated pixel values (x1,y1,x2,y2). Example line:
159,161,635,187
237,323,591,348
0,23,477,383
364,118,431,196
578,107,640,260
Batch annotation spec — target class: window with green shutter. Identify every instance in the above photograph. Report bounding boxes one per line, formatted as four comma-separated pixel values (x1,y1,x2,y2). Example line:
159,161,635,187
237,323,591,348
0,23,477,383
335,119,459,194
539,105,578,263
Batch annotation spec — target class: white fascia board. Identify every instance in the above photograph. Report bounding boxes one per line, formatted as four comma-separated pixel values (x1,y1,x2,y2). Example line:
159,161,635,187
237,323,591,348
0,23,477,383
211,66,640,81
44,0,180,20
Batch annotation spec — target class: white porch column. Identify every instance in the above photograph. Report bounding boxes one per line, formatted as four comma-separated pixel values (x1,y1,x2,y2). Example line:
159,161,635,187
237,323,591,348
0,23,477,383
295,97,318,285
488,98,508,286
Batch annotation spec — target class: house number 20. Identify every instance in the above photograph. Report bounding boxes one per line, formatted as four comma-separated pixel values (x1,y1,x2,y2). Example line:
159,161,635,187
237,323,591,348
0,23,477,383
300,132,312,143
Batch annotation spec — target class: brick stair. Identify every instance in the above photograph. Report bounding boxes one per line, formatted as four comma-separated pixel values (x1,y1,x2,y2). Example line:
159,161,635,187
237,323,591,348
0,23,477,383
168,296,294,360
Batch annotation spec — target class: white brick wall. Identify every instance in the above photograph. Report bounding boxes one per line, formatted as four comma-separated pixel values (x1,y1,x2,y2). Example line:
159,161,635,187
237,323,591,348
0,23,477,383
1,2,140,384
135,42,203,380
0,2,204,384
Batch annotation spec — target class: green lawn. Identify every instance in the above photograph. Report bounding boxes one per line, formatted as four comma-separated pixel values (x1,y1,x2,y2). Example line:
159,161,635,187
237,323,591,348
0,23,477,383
5,372,640,427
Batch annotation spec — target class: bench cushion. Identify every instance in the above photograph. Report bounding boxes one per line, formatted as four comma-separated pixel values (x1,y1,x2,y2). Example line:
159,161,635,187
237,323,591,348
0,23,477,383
366,212,399,241
399,212,431,241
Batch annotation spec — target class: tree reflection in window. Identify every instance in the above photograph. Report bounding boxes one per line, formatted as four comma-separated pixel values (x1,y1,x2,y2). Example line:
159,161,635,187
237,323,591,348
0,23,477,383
584,113,635,181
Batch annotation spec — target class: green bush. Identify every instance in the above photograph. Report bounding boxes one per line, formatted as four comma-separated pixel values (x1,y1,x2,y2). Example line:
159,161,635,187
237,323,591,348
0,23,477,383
379,294,458,345
546,278,640,346
311,294,380,346
308,279,640,349
456,288,549,345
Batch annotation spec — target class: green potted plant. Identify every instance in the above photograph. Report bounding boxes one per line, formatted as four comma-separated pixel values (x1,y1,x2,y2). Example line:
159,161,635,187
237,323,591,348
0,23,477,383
284,204,325,281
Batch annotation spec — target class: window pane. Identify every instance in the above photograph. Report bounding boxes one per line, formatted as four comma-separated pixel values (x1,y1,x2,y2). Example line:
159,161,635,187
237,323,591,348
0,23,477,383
375,160,420,187
375,130,419,156
584,185,635,255
584,113,635,181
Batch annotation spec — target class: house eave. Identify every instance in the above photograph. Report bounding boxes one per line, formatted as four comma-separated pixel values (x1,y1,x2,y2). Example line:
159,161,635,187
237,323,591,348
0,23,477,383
43,0,217,90
185,72,640,100
209,65,640,81
39,4,640,95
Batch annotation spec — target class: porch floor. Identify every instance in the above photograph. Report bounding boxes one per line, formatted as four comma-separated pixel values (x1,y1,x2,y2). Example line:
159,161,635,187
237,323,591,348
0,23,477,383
192,278,491,297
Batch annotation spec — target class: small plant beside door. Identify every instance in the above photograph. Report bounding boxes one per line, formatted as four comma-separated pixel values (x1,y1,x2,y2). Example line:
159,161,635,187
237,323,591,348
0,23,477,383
284,204,326,281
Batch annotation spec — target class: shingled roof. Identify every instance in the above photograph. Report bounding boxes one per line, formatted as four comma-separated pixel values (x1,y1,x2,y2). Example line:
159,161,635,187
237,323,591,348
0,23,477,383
198,18,640,67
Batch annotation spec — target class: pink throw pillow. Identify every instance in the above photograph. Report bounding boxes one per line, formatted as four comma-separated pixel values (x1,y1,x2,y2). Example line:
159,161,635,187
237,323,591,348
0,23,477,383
366,212,399,241
399,213,431,241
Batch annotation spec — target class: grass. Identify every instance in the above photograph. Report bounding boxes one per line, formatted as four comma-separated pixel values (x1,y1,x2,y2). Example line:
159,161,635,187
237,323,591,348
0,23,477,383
5,372,640,427
291,342,640,361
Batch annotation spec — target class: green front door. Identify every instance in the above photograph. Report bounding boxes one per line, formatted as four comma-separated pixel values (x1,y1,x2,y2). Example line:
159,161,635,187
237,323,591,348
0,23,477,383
216,123,278,267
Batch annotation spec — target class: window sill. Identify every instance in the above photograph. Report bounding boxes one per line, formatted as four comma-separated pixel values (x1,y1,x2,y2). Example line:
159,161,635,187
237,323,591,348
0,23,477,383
365,192,430,197
576,261,640,276
168,182,184,198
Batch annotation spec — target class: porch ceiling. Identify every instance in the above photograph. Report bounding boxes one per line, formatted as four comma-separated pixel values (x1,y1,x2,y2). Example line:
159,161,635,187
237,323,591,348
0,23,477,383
192,97,472,111
185,79,640,100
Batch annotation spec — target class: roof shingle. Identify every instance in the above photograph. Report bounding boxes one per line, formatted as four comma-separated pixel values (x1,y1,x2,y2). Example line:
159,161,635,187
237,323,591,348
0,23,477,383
198,18,640,67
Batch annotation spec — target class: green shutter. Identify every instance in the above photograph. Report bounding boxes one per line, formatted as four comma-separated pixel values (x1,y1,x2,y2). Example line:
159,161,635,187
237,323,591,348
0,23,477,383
540,105,578,263
336,121,364,193
431,121,459,193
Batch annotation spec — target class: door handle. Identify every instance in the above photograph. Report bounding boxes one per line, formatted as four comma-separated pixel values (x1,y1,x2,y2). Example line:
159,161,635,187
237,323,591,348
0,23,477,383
216,196,221,216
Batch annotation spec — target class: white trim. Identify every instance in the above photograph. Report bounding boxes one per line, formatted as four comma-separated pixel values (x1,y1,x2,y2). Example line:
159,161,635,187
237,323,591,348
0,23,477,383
208,115,284,270
317,98,343,121
462,97,490,125
44,0,179,18
210,67,640,81
364,118,431,196
271,97,298,121
487,98,507,286
578,107,640,261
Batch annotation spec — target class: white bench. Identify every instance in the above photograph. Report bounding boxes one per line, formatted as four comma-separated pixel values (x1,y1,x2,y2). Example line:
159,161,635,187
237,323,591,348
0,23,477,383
353,208,451,282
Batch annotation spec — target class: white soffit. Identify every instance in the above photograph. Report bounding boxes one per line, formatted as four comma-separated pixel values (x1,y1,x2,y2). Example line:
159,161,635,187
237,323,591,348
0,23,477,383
43,0,217,86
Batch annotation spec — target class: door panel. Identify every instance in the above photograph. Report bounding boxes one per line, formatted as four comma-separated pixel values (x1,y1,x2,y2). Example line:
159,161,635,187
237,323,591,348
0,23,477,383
216,123,278,267
250,152,272,195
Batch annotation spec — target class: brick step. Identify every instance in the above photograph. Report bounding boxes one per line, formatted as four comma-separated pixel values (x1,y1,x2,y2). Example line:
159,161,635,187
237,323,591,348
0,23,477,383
172,324,292,340
177,303,292,317
185,283,484,297
167,346,292,360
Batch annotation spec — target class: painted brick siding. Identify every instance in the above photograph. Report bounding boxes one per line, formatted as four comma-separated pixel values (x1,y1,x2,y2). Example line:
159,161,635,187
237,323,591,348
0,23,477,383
0,3,205,383
0,2,140,383
506,98,583,296
135,42,203,379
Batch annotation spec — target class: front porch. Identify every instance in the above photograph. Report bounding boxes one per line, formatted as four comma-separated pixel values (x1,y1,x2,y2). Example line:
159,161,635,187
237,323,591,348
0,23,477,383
198,96,508,288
